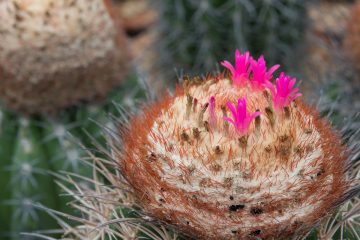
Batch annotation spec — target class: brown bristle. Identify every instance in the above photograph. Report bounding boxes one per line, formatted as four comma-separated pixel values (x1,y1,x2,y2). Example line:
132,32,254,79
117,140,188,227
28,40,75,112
119,75,351,240
198,103,209,127
265,107,275,127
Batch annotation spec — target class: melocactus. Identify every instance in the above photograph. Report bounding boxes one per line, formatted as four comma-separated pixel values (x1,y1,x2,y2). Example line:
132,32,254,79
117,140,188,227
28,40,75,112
119,50,352,239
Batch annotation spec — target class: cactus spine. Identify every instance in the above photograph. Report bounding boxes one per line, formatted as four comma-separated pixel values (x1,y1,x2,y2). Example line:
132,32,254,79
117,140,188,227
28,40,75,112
9,118,58,236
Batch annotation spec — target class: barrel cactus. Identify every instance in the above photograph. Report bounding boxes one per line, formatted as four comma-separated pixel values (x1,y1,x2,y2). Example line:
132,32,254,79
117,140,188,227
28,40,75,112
156,0,306,78
45,51,359,239
0,0,128,115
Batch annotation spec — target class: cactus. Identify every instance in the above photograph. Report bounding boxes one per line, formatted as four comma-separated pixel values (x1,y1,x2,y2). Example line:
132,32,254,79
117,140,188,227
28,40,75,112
299,0,360,120
42,50,359,240
345,1,360,71
0,110,19,238
8,118,59,237
156,0,305,78
0,0,128,115
0,72,145,239
0,0,152,239
0,85,142,239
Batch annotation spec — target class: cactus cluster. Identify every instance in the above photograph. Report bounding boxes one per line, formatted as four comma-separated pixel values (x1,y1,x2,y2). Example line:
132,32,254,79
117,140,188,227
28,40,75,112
156,0,305,78
45,51,360,240
0,0,128,115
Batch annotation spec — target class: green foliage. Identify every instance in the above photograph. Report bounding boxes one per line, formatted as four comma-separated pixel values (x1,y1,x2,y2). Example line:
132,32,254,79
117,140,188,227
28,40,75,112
157,0,306,77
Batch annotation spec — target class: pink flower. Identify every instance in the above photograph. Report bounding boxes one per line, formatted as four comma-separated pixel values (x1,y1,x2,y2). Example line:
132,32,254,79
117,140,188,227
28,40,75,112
221,50,251,87
250,56,280,91
224,98,261,136
209,96,217,128
264,72,302,111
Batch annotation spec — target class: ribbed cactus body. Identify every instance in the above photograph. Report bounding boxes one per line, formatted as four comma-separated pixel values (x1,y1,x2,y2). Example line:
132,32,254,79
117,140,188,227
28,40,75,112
0,111,18,237
9,118,58,237
157,0,305,77
119,53,351,239
0,0,128,115
0,77,140,239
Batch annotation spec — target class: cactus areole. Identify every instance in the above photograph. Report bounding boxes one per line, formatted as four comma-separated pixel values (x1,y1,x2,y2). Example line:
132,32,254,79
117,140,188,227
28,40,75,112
0,0,128,115
120,51,350,239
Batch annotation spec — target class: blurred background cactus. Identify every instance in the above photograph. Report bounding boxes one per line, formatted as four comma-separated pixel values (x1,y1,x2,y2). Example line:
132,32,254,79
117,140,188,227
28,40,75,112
298,0,360,123
0,0,129,115
155,0,306,79
0,0,143,239
0,76,145,239
345,0,360,71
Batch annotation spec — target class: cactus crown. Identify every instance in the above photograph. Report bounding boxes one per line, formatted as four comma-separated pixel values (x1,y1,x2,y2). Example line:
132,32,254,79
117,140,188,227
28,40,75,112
120,50,350,239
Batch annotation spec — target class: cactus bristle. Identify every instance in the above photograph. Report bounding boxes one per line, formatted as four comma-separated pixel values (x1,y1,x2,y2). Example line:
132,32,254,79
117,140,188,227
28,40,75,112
117,51,353,239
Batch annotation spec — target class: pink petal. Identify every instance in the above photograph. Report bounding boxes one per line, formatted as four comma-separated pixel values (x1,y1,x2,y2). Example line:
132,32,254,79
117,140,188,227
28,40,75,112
237,98,247,119
223,97,259,136
289,93,302,102
288,78,296,90
252,111,261,119
268,64,280,76
223,117,235,125
221,61,235,76
226,102,238,120
264,81,276,95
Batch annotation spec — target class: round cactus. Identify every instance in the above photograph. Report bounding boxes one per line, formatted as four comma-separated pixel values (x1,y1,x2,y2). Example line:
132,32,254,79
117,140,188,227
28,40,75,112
118,50,353,239
0,0,128,115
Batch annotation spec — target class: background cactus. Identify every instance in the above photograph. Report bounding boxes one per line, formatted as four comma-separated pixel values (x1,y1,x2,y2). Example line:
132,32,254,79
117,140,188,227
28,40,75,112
0,76,143,239
155,0,306,79
298,0,360,122
0,0,141,238
41,51,360,240
0,0,128,115
345,0,360,71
